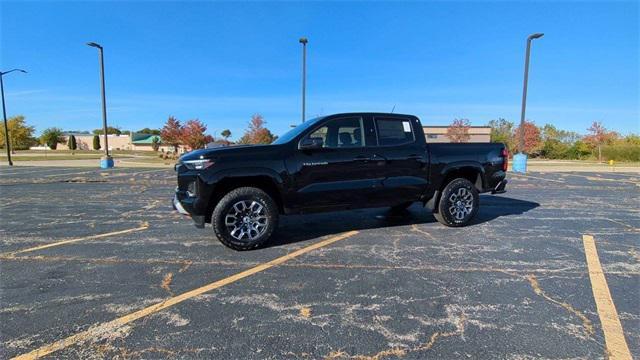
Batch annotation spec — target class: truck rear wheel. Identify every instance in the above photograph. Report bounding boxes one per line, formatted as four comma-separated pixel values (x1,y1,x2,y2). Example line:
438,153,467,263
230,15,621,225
212,187,279,250
433,178,479,227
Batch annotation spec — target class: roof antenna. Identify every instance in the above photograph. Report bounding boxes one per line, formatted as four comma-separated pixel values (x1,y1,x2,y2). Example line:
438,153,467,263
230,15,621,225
390,105,396,113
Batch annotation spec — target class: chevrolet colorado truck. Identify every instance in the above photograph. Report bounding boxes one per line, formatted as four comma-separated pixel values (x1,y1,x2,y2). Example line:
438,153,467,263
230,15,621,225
173,113,507,250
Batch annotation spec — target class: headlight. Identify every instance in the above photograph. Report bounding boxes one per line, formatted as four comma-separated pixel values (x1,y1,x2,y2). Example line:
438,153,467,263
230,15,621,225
182,159,215,170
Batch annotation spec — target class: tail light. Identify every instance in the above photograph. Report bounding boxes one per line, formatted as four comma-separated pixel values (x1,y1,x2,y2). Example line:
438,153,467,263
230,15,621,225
501,148,509,171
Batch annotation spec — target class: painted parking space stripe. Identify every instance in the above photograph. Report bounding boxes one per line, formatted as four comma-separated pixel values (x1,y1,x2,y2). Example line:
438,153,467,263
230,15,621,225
0,167,84,176
3,225,149,256
11,230,359,360
582,234,632,360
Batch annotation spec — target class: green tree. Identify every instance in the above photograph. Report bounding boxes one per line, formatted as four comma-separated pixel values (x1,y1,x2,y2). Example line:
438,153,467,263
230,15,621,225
92,126,122,135
0,115,36,150
137,128,161,135
40,128,65,150
487,118,514,150
67,135,77,151
151,136,161,151
221,129,232,140
92,135,101,150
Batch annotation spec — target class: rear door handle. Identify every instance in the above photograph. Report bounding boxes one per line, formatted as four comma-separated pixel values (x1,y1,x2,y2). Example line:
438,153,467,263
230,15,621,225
407,154,423,160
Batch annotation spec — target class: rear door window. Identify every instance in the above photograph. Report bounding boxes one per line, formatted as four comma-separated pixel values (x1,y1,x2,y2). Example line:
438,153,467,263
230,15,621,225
374,117,415,146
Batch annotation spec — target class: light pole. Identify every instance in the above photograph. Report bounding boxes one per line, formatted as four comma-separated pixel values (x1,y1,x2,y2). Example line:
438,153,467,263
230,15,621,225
514,32,544,173
1,69,27,166
87,42,113,168
299,37,308,123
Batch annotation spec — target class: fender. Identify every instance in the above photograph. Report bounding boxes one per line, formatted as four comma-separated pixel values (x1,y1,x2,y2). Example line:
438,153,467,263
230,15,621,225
203,167,286,188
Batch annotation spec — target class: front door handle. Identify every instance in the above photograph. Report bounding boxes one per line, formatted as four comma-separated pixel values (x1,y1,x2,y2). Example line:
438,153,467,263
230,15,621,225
407,154,423,161
354,155,371,162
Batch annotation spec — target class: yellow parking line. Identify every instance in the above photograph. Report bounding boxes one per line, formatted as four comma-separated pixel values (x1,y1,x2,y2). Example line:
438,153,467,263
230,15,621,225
582,234,632,360
4,225,149,256
12,230,359,360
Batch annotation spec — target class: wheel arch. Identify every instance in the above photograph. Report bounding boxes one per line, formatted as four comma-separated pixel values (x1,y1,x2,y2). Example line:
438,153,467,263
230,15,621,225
426,164,484,213
204,170,285,222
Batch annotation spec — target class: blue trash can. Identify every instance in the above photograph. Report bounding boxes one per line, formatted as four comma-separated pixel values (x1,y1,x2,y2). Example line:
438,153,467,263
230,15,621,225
100,156,114,169
512,153,527,173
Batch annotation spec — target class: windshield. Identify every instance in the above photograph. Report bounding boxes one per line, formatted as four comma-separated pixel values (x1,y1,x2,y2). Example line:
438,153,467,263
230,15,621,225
273,116,325,145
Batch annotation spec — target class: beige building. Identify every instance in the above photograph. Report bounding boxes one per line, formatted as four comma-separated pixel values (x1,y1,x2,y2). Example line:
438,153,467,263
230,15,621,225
423,126,491,143
56,133,187,153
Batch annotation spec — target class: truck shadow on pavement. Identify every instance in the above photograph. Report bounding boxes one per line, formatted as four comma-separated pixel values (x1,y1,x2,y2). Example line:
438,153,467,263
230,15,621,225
267,195,539,248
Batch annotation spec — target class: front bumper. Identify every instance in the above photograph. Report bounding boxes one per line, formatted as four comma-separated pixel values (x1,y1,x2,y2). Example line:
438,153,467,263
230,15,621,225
173,193,206,228
172,195,190,215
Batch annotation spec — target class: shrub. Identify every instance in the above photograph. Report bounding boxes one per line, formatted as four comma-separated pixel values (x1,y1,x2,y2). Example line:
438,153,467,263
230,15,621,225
92,135,101,150
601,144,640,162
67,135,77,151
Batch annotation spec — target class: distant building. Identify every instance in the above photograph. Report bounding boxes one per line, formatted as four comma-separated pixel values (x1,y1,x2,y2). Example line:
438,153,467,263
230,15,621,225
56,132,187,153
423,126,491,143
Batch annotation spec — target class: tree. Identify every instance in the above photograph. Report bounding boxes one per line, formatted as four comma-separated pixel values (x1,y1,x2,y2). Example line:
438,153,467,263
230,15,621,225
221,129,232,140
92,126,122,135
181,119,210,150
584,121,616,162
513,120,541,155
137,128,161,135
67,135,77,151
40,128,65,150
151,136,161,151
238,114,277,145
445,118,471,143
161,116,183,153
487,118,514,150
92,135,101,150
0,115,36,150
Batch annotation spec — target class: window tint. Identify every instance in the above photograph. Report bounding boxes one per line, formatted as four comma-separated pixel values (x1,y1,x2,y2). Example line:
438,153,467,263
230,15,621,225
375,118,415,146
306,117,365,148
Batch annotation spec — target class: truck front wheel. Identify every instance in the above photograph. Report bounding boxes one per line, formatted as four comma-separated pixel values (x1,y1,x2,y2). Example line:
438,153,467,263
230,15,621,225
212,187,279,250
433,178,479,227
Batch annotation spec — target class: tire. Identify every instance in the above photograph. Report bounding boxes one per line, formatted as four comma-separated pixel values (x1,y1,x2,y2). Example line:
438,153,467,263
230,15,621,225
212,187,279,251
433,178,479,227
389,201,413,213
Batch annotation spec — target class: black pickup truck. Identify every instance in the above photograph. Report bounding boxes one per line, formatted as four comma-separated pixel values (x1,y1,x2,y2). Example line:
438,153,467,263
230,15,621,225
173,113,507,250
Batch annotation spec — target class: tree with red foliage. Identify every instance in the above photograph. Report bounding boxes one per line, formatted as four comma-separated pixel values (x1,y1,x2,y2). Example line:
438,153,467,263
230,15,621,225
584,121,616,162
446,118,471,143
513,120,541,154
160,116,182,153
238,114,277,144
181,119,210,151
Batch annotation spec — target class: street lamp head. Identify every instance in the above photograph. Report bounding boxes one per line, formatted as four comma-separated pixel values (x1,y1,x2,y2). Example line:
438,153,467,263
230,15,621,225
299,37,308,44
528,33,544,40
0,68,27,76
87,42,103,49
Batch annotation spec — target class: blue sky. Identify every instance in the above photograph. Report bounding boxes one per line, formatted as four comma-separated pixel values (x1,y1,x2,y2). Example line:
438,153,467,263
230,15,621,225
1,1,638,139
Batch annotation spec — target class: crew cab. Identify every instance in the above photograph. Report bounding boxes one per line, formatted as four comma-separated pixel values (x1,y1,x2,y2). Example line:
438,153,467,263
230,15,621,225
173,113,507,250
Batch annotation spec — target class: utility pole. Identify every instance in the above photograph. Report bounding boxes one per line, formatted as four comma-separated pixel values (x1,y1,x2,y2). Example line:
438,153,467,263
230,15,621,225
518,33,544,154
0,68,27,166
513,33,544,173
87,42,114,168
299,37,308,123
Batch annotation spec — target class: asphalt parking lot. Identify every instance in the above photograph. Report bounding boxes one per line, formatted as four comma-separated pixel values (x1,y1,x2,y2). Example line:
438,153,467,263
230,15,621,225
1,166,638,359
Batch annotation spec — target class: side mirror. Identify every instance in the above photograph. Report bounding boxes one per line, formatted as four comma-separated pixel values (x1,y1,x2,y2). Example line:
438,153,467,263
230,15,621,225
299,137,324,150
